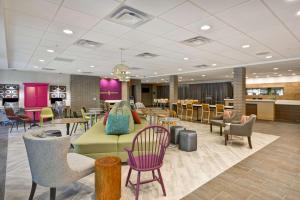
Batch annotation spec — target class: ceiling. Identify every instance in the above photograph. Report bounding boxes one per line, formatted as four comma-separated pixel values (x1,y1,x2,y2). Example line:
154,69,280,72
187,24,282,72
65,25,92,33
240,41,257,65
1,0,300,81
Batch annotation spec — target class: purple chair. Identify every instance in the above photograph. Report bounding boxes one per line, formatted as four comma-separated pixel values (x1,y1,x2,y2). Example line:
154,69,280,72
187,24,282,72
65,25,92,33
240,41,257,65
124,125,170,200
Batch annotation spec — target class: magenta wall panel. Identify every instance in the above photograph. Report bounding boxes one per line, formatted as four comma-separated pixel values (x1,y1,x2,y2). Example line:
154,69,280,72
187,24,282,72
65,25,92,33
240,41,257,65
24,83,49,120
100,79,121,100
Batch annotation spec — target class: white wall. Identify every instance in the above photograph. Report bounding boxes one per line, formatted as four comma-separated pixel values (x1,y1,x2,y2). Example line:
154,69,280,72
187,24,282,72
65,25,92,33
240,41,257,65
246,75,300,84
0,70,71,107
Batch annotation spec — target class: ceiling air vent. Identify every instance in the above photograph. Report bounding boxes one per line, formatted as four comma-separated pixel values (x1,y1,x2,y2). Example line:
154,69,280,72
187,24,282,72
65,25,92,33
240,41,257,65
74,39,102,49
54,57,74,62
181,36,211,47
42,67,56,71
81,71,92,74
129,67,143,70
256,51,270,56
193,64,208,68
107,5,153,28
136,52,159,58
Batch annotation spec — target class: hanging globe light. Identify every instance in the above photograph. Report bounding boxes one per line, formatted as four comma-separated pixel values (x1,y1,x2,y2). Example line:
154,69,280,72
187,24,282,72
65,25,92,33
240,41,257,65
112,48,130,82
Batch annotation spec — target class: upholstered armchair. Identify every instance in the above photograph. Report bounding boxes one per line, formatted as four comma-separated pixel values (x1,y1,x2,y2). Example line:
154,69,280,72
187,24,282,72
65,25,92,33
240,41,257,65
210,110,237,136
224,114,257,149
23,133,95,200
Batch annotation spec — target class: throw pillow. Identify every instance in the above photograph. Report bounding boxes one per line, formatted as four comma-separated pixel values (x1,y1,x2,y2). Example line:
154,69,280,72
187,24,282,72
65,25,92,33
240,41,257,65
223,110,233,120
131,110,142,124
240,115,250,124
103,112,109,126
105,114,129,135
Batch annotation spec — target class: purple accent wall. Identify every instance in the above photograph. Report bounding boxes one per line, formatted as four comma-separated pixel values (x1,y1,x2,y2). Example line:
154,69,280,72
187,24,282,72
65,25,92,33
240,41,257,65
100,79,121,100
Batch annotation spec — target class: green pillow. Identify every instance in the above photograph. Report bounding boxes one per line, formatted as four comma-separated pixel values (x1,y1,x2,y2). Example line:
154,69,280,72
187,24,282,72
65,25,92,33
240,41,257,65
105,114,129,135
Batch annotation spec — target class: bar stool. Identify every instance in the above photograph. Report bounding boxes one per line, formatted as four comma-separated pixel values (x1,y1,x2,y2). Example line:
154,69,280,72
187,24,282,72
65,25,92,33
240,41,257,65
186,103,193,121
201,104,211,123
176,102,183,119
215,104,224,116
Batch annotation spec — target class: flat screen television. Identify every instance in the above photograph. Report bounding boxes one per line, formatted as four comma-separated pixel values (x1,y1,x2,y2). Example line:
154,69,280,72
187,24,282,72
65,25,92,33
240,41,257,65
142,88,150,93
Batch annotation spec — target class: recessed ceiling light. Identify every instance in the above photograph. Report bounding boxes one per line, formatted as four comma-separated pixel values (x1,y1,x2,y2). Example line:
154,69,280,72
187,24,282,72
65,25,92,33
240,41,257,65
252,73,256,75
190,78,194,81
212,63,217,66
183,57,189,60
154,72,158,75
161,78,164,81
179,80,182,82
33,66,39,69
288,69,293,72
273,68,278,70
47,49,55,53
292,73,296,75
200,25,211,31
246,76,248,79
77,69,81,72
39,59,45,62
242,44,250,48
278,74,282,76
90,65,95,68
178,68,182,71
273,72,278,75
265,55,273,59
266,75,270,78
202,74,206,77
255,76,259,78
296,10,300,16
225,75,230,78
63,29,73,35
179,76,182,79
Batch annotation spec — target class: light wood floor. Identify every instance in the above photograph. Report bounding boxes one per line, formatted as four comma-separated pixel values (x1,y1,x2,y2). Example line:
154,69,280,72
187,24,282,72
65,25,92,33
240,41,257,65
182,121,300,200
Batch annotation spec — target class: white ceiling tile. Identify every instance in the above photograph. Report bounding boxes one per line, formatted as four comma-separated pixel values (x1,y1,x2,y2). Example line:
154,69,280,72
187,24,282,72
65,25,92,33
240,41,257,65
190,0,250,14
137,18,178,36
106,38,139,49
120,30,155,43
5,0,59,20
160,1,208,26
162,27,198,41
63,0,120,18
54,7,100,29
92,20,131,37
125,0,186,16
82,31,116,44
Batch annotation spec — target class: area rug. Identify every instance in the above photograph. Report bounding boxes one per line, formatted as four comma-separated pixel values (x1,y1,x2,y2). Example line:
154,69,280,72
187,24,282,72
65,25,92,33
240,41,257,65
4,121,279,200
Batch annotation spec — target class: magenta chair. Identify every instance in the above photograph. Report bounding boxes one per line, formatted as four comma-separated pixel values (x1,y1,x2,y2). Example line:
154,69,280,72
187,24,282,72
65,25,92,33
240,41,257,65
124,125,170,200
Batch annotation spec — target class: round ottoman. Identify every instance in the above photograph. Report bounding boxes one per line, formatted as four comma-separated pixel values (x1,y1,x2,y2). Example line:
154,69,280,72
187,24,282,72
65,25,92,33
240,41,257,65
179,130,197,152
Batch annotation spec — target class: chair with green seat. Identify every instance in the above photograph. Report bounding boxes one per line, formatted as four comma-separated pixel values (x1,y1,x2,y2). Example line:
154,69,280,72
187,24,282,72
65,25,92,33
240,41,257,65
40,107,54,126
81,108,96,127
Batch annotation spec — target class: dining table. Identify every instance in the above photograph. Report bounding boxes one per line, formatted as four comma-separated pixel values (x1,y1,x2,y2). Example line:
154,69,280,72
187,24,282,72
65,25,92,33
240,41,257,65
51,118,88,136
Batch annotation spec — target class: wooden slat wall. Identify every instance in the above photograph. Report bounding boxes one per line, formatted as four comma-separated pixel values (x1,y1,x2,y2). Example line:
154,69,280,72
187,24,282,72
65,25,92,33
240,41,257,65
70,75,100,113
246,82,300,100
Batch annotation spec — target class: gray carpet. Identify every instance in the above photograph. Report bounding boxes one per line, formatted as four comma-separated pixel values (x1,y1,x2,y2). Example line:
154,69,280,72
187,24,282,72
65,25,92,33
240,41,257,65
0,126,8,200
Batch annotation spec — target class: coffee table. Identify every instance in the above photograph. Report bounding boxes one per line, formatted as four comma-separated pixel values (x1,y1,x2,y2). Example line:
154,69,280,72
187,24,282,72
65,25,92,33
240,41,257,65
52,118,88,135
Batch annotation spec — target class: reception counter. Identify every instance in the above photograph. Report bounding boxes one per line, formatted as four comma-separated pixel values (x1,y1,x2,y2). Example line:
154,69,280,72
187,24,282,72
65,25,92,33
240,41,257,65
224,99,300,122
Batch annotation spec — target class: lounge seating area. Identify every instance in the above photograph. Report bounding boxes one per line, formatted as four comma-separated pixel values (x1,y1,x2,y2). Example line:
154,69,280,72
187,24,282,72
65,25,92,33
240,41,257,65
1,1,300,200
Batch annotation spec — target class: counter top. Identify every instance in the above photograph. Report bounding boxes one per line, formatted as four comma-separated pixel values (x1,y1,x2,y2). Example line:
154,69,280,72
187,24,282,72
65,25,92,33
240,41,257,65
246,99,276,103
275,100,300,106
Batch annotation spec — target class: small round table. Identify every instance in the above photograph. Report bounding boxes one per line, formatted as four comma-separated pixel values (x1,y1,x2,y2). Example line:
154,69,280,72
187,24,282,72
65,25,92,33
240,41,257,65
160,117,180,131
25,108,42,128
95,156,121,200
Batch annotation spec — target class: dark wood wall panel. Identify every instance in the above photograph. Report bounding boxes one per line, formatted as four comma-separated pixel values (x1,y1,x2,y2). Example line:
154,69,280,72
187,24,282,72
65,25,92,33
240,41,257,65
275,105,300,123
70,75,100,113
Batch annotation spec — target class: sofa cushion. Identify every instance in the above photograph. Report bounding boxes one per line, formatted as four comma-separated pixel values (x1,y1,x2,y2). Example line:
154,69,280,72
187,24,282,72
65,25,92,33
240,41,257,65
105,114,129,135
131,110,142,124
110,101,134,132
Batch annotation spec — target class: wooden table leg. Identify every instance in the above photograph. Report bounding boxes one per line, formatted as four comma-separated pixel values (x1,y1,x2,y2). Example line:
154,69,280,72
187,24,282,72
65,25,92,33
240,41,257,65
66,123,70,135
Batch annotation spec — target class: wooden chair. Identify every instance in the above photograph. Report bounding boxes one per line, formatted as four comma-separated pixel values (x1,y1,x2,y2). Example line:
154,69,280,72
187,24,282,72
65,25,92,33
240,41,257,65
201,104,211,123
176,102,183,119
186,103,193,121
215,104,225,116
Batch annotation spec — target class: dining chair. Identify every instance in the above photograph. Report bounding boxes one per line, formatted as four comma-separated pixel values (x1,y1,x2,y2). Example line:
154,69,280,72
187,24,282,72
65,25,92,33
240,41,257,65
40,107,54,127
23,133,94,200
5,107,31,132
124,125,170,200
215,104,225,116
201,104,211,123
186,103,193,121
176,102,183,119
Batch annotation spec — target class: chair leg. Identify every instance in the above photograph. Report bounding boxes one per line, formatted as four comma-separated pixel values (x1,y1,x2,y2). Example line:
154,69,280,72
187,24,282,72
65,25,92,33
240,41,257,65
219,126,222,136
24,121,26,132
28,181,37,200
125,167,132,187
157,168,166,196
50,188,56,200
16,121,19,130
135,171,141,200
225,134,228,146
152,170,156,179
210,123,212,132
248,136,252,149
10,122,14,133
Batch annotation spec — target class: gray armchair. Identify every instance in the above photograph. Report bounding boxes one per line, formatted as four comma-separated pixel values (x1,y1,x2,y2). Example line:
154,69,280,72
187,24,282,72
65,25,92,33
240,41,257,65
210,110,237,136
224,114,256,149
23,133,95,200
